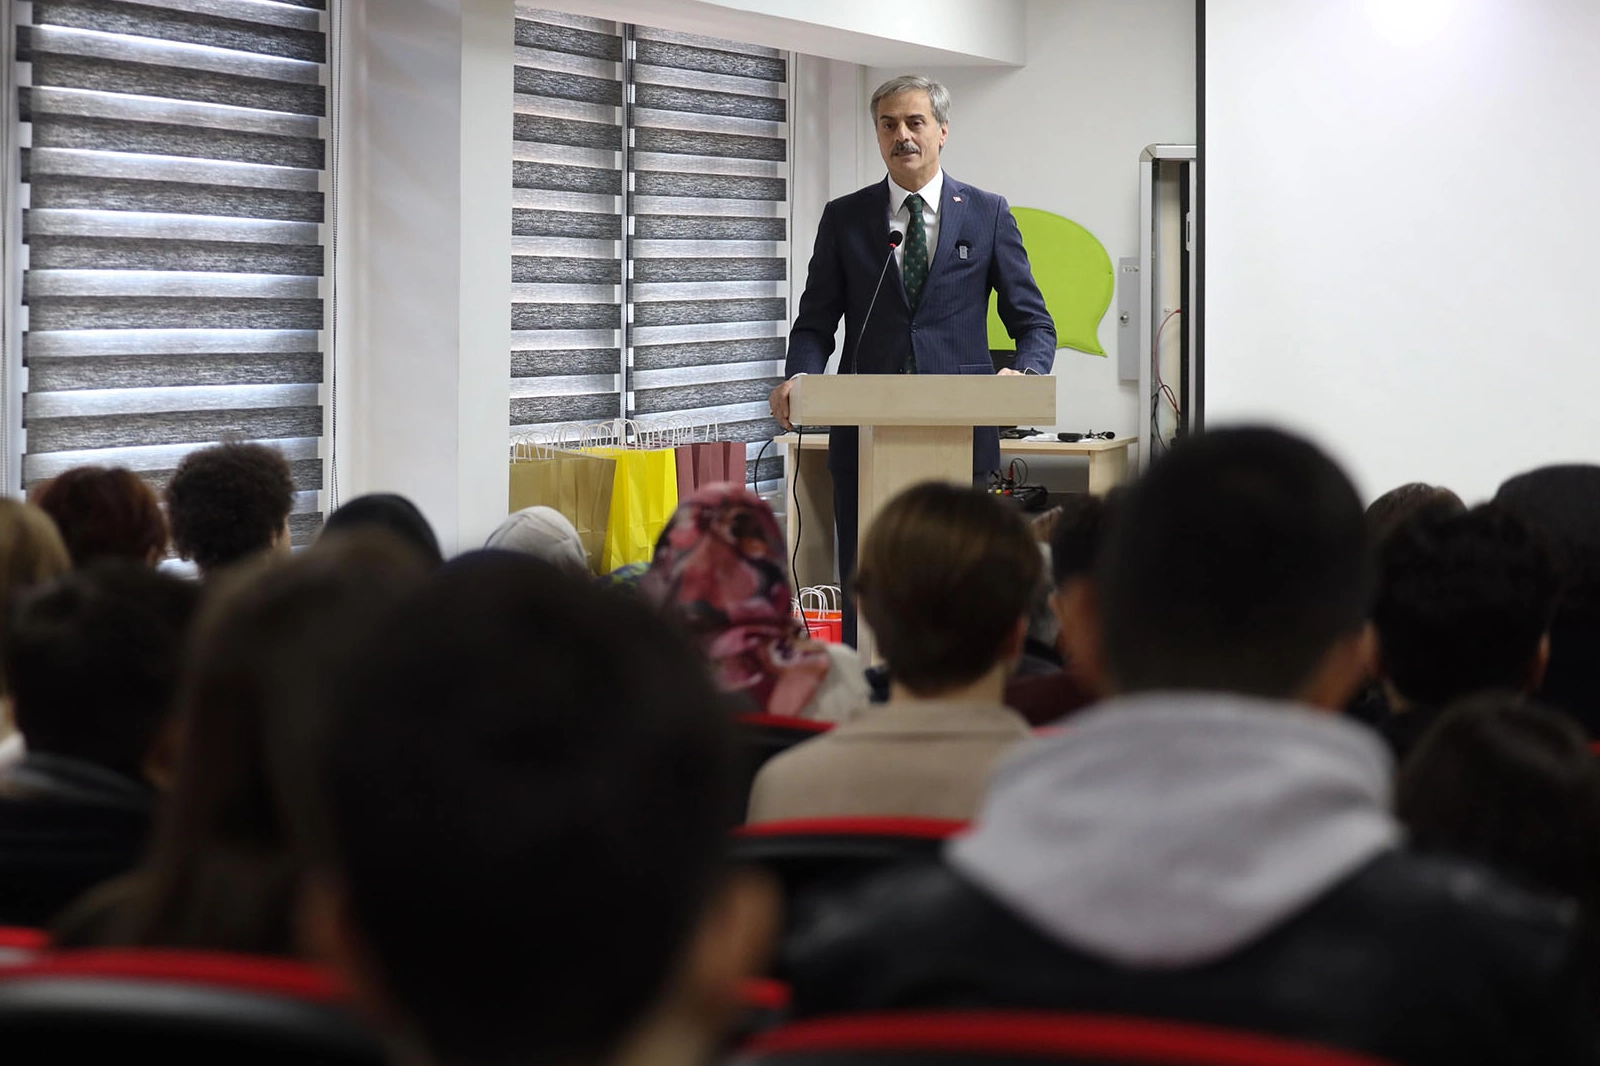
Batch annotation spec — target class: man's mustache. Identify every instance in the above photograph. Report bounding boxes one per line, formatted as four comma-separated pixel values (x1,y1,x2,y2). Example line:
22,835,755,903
892,141,920,156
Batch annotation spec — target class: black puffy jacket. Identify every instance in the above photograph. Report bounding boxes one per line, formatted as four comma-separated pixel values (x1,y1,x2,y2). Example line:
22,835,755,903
786,852,1600,1066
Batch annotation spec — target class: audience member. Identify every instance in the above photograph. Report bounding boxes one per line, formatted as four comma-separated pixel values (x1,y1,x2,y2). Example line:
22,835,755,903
1496,465,1600,736
32,466,168,567
1399,692,1600,929
0,500,72,770
486,505,590,577
54,534,428,954
1346,482,1470,730
320,492,443,566
306,554,776,1066
785,428,1600,1064
1005,492,1115,727
641,484,866,723
1370,504,1558,759
0,564,199,926
165,442,295,575
1365,481,1465,551
747,483,1035,823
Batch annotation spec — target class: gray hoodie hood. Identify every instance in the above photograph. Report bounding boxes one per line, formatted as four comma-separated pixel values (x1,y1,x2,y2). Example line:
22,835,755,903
948,693,1400,969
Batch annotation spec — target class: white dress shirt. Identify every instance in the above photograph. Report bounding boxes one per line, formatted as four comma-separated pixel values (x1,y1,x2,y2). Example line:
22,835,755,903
888,169,944,274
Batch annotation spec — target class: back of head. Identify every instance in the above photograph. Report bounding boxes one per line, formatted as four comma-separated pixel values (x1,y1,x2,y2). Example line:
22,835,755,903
485,505,589,577
1398,693,1600,919
324,556,736,1066
855,482,1040,695
165,443,294,573
0,499,71,696
321,493,443,566
5,563,199,780
640,484,794,640
111,532,429,954
1365,482,1465,552
1097,427,1368,697
1373,504,1556,706
1495,465,1600,628
1048,491,1116,588
33,467,168,567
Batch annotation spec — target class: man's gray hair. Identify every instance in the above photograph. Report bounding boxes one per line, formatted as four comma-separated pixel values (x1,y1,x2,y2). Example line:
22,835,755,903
870,75,951,126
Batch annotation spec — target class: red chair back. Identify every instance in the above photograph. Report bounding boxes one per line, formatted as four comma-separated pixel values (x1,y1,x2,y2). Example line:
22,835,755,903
0,948,384,1064
732,1012,1400,1066
0,927,47,967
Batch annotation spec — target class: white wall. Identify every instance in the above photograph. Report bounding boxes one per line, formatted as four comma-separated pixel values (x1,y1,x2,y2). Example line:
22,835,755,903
334,0,513,554
861,0,1197,440
1205,0,1600,503
543,0,1026,65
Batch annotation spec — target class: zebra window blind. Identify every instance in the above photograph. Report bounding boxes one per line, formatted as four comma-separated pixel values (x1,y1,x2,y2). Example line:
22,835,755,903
511,8,624,429
513,8,787,490
16,0,329,544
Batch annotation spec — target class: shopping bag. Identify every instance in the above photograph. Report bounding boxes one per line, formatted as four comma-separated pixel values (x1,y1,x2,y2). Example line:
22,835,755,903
596,446,680,572
508,447,616,574
675,441,749,495
698,440,747,489
794,586,844,644
675,444,698,499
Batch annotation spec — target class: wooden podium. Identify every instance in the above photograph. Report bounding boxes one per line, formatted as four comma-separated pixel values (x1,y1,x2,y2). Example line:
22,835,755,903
789,373,1056,662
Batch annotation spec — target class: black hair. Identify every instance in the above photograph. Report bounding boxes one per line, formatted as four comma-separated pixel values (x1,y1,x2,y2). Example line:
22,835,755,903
319,493,443,566
6,563,200,779
324,554,736,1066
1364,482,1465,553
1048,491,1117,588
165,442,295,573
51,534,431,955
1495,465,1600,628
1399,692,1600,923
1096,426,1369,697
1373,503,1556,707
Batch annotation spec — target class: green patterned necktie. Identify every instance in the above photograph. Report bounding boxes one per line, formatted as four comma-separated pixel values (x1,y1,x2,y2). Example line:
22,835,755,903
902,192,929,313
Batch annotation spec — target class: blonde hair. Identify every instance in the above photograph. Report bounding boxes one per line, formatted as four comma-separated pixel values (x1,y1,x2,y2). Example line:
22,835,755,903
0,498,71,696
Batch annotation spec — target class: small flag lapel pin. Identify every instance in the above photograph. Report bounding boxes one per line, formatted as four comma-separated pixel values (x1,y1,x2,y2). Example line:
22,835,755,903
953,195,963,202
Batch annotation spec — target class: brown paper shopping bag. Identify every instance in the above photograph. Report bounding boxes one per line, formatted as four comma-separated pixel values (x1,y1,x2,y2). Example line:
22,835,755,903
674,441,750,495
508,448,616,574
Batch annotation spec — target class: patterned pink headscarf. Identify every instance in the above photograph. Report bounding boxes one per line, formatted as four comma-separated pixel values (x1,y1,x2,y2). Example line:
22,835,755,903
641,483,831,717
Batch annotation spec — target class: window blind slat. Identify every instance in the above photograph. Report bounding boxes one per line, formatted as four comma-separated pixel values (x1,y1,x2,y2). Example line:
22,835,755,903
510,15,787,459
18,0,328,543
511,12,626,432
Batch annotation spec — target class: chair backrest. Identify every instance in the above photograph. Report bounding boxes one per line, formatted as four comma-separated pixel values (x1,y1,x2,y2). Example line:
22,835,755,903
0,948,387,1065
733,817,967,925
729,1012,1400,1066
0,927,47,966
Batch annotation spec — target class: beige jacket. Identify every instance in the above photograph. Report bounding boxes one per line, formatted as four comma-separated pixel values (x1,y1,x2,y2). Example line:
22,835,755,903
746,700,1031,824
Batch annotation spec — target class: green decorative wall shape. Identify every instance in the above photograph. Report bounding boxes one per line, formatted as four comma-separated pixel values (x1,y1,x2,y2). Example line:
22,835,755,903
988,207,1112,357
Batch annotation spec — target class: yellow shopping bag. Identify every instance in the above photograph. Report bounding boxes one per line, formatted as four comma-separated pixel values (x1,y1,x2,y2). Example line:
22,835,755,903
594,446,679,572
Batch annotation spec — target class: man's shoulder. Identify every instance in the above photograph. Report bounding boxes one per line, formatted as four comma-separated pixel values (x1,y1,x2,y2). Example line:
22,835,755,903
1322,848,1587,961
746,729,848,820
784,850,1595,1022
826,180,885,211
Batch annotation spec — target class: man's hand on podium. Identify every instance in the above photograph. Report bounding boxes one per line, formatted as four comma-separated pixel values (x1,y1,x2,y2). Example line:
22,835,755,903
769,377,797,430
997,368,1024,376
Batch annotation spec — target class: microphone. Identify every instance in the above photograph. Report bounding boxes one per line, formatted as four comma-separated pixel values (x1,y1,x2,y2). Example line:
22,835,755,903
844,229,904,375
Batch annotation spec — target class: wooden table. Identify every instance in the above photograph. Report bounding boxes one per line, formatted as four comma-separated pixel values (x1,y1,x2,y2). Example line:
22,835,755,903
775,433,1136,589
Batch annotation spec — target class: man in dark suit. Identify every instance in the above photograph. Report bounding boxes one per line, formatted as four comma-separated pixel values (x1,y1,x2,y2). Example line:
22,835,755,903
771,75,1057,646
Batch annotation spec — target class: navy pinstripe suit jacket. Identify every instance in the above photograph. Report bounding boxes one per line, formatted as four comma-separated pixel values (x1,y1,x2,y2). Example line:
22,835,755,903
784,175,1057,473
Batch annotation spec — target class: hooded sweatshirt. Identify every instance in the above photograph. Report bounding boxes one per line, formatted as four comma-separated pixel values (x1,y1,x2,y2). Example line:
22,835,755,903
948,692,1401,969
